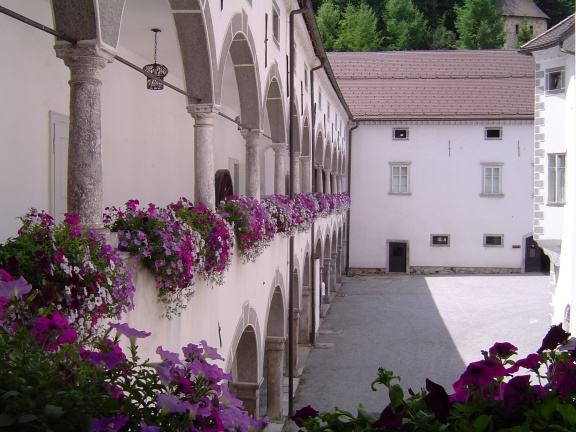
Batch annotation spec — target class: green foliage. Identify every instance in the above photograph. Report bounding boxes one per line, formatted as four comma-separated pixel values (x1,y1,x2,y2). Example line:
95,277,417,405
430,15,457,49
316,0,341,51
534,0,575,27
454,0,505,49
334,2,383,51
382,0,430,50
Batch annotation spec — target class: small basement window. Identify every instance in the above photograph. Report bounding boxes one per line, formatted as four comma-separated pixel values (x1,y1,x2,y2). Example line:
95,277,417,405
393,128,409,140
484,234,504,247
485,127,502,140
431,235,450,247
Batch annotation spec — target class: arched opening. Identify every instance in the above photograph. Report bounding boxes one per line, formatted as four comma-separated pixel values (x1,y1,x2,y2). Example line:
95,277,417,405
299,252,312,344
233,326,260,417
301,116,311,193
262,286,285,420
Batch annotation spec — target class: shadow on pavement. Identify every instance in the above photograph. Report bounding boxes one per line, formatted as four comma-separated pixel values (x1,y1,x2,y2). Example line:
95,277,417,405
292,273,550,417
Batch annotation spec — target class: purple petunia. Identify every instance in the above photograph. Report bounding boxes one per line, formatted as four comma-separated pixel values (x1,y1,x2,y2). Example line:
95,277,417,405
0,276,32,299
90,416,128,431
108,322,151,345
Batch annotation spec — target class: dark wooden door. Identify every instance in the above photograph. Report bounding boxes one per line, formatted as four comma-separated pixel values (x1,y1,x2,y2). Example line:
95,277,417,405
525,236,550,273
389,242,407,273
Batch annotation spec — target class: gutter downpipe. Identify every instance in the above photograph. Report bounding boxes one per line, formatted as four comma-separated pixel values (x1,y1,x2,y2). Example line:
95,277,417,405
309,59,325,348
289,3,308,419
345,122,358,275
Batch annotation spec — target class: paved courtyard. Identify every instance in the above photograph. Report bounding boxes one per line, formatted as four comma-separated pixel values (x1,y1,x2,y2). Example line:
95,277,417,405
290,273,551,420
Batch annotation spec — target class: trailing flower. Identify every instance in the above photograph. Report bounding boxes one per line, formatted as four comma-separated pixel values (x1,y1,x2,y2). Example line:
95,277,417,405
170,198,235,286
314,193,332,218
0,279,267,432
293,193,319,231
104,200,201,318
261,194,297,238
293,324,576,432
0,209,134,340
218,196,276,263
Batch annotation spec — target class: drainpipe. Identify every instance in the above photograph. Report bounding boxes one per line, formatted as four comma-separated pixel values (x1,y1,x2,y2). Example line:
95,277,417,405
309,59,325,347
345,122,358,275
288,4,308,419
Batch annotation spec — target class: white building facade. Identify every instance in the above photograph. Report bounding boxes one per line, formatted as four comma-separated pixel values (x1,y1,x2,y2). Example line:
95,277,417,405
0,0,351,422
329,51,539,275
522,15,576,329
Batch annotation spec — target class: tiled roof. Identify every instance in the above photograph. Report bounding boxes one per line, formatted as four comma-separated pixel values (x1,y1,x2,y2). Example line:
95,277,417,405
521,13,575,50
497,0,549,19
327,50,535,120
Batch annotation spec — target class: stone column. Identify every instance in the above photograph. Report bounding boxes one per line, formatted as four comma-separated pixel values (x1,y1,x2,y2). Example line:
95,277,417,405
300,156,312,193
322,259,331,303
319,264,326,318
188,105,219,210
315,166,324,193
242,130,262,199
55,43,114,229
292,152,302,195
291,308,300,373
331,172,338,194
324,169,332,195
299,286,312,344
272,144,287,195
336,246,343,283
265,336,285,421
330,252,338,292
234,382,260,419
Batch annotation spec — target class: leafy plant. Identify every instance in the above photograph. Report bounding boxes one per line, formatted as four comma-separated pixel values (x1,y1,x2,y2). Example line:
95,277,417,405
0,278,267,432
170,198,235,286
0,209,134,340
104,200,201,318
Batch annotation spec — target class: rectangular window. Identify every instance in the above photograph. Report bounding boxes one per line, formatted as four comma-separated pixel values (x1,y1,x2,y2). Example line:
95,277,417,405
327,102,331,119
318,89,322,111
264,13,268,68
304,65,309,89
548,153,566,205
546,68,565,93
484,234,504,247
393,128,409,140
431,235,450,247
272,4,280,43
485,127,502,140
390,163,410,194
482,164,503,196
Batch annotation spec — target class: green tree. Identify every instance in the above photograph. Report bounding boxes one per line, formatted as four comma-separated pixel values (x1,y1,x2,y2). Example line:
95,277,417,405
382,0,430,50
430,15,457,49
316,0,342,51
514,16,535,48
334,2,383,51
454,0,505,49
534,0,575,26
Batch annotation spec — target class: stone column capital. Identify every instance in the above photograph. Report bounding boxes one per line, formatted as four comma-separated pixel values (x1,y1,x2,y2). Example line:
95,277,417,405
187,104,220,122
294,151,302,158
265,336,287,350
315,165,324,170
241,129,263,141
271,143,287,153
54,42,115,75
300,155,311,161
324,168,332,174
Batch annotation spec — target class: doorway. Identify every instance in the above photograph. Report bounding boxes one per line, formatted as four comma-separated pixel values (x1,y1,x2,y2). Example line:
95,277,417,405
388,242,408,273
525,236,550,273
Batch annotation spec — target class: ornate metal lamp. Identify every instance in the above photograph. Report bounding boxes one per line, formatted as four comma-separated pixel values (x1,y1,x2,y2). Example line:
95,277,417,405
143,29,168,90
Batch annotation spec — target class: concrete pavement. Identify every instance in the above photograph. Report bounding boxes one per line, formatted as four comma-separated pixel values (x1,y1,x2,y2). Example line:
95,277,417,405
285,273,551,428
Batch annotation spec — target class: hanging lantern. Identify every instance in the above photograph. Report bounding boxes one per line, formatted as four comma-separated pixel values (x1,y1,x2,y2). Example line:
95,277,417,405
143,29,168,90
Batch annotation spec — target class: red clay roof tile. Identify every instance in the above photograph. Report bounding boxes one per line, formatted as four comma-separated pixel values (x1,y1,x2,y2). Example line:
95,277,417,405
327,50,535,120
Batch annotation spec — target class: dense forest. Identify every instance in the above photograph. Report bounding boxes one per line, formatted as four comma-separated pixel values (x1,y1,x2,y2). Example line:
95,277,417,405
311,0,575,50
